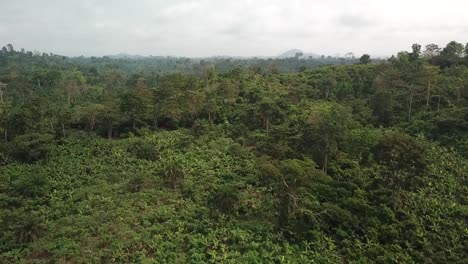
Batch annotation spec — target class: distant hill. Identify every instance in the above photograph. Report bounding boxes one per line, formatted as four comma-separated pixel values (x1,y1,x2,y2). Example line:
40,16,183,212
277,49,303,58
277,49,320,58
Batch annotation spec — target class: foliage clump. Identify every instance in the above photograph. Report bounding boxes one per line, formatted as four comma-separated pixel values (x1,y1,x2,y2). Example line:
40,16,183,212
126,138,159,161
12,133,53,163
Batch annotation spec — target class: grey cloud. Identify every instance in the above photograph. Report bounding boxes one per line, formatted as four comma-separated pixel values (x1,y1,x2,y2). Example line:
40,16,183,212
1,0,467,57
336,14,374,28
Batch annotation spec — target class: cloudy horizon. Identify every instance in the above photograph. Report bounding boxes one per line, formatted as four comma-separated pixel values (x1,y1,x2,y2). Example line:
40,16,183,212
1,0,467,58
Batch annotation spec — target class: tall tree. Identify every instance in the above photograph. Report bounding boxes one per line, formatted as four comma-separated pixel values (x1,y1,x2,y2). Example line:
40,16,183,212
120,87,153,129
99,92,120,138
421,65,440,108
301,104,354,173
63,71,85,106
316,70,337,100
372,132,427,211
409,43,421,61
465,43,468,65
6,44,14,53
359,54,371,64
424,43,440,58
441,41,464,58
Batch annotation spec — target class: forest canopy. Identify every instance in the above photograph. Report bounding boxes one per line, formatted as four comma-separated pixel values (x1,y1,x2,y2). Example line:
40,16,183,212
0,41,467,263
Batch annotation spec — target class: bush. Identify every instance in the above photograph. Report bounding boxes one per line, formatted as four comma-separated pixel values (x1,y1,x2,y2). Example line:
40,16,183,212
0,142,13,165
12,173,50,198
228,143,246,157
211,185,240,214
12,133,53,163
126,138,159,161
127,175,146,192
160,160,184,189
13,212,47,244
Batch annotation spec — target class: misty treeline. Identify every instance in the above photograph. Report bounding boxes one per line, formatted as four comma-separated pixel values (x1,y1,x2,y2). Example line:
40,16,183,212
0,41,467,263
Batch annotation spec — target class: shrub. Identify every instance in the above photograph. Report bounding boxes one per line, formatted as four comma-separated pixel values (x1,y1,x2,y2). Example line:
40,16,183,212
211,185,240,214
127,175,146,192
12,133,53,163
126,138,159,161
12,173,50,198
160,160,184,189
0,142,12,165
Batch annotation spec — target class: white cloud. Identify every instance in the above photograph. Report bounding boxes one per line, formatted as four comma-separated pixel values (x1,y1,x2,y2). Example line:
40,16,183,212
0,0,467,57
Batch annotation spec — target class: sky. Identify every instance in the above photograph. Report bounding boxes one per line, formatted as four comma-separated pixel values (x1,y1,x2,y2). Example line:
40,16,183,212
1,0,468,57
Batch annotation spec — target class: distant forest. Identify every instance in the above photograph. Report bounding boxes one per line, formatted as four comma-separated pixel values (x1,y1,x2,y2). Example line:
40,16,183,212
1,44,378,76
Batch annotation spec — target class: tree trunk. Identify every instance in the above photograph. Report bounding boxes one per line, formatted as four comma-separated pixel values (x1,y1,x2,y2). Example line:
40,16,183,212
323,139,329,174
408,94,413,121
323,153,328,174
153,117,158,129
437,95,441,111
107,125,113,139
61,121,66,137
67,90,71,106
91,115,95,131
426,81,431,108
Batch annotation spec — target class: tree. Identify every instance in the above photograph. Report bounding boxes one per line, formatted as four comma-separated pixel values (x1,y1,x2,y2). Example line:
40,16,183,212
63,71,85,106
72,104,104,131
372,132,427,211
0,103,11,141
265,159,326,227
301,104,355,173
5,106,34,139
120,87,152,129
216,79,239,104
99,93,120,138
316,71,337,100
421,65,440,108
154,74,205,127
409,44,421,61
359,54,371,64
436,41,465,67
204,66,217,89
371,73,396,126
6,43,14,53
256,97,286,133
424,43,440,58
441,41,464,58
465,43,468,65
203,98,220,123
345,52,355,59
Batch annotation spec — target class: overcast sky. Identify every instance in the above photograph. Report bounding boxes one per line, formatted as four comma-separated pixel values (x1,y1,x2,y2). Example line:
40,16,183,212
1,0,467,57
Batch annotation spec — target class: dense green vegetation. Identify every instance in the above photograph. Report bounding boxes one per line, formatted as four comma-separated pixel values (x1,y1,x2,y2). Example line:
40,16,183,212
0,42,467,263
